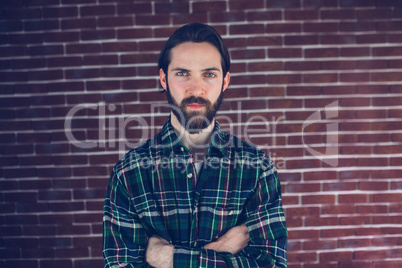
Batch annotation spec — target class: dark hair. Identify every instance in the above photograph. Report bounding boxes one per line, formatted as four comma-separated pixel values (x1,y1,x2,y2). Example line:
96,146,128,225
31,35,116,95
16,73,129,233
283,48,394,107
158,23,230,77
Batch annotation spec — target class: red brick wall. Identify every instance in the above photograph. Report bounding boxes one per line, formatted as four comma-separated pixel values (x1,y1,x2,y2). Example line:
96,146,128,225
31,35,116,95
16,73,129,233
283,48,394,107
1,0,402,267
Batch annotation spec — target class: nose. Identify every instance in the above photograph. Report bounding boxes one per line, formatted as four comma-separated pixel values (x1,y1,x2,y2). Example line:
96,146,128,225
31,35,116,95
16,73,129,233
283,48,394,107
188,77,205,96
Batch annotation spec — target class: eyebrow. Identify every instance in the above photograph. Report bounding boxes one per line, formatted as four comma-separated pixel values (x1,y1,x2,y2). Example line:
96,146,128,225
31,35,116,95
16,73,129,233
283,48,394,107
171,67,221,73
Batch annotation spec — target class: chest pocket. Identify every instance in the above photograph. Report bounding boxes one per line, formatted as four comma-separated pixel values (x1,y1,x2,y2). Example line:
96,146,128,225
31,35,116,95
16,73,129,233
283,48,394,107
198,203,245,242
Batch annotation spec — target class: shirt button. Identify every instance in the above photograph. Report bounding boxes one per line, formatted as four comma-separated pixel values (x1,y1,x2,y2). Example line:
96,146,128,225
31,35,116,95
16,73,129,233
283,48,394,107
187,173,193,179
229,210,234,215
181,147,184,151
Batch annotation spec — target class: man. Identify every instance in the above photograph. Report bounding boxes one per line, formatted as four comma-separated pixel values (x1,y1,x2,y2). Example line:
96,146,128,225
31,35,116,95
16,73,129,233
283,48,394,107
103,23,287,267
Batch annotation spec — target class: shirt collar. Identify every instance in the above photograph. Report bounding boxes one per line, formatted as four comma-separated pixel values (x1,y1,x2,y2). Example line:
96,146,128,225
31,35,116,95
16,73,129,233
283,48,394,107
158,116,230,158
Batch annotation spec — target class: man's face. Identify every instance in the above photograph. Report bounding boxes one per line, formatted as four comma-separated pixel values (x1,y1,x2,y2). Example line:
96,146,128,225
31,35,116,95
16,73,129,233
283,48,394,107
160,42,230,134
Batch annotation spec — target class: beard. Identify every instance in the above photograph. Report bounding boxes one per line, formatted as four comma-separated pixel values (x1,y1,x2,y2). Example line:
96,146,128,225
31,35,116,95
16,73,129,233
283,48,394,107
165,83,224,134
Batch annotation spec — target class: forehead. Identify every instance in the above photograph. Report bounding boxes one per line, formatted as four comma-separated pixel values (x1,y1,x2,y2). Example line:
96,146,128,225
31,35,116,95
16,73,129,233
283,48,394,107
169,42,222,70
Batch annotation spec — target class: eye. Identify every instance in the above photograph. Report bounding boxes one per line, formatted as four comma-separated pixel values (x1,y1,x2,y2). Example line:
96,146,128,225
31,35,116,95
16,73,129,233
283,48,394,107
204,72,216,78
176,71,189,76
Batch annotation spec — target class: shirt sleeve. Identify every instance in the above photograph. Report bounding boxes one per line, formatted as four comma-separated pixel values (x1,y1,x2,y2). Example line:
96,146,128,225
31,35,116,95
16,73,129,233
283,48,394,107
102,168,152,268
172,157,288,267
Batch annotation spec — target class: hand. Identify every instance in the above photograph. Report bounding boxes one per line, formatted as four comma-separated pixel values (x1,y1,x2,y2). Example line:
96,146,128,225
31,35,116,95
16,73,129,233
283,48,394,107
145,235,174,268
204,224,250,256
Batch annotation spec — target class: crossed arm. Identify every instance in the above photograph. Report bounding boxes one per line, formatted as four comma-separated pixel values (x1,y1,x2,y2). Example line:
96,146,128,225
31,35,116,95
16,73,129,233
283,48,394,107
146,224,249,268
104,160,287,267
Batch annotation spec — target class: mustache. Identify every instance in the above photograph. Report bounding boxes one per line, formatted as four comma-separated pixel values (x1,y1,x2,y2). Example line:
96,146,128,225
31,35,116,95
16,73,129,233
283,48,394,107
180,96,211,106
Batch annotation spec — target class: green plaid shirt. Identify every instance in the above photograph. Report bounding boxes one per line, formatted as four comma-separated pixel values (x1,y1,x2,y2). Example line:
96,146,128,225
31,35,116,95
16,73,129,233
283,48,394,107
103,117,287,267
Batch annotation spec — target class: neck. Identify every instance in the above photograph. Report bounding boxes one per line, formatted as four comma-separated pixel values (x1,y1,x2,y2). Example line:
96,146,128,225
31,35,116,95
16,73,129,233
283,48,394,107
170,112,214,153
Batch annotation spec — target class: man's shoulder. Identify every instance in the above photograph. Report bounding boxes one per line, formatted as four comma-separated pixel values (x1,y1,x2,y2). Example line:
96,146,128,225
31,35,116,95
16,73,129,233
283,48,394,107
226,132,267,159
112,134,160,175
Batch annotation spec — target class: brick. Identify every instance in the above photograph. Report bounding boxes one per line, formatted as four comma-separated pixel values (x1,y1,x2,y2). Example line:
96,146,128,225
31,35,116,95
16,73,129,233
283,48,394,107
304,0,338,8
66,43,101,54
377,21,402,31
136,14,169,25
5,7,42,19
98,16,133,28
304,73,337,83
286,10,319,20
247,36,283,46
246,11,282,21
0,20,22,33
341,215,371,225
287,252,317,263
267,0,301,8
65,68,100,79
39,260,72,268
155,2,189,13
16,202,49,213
372,72,402,82
339,194,368,203
39,237,72,248
3,169,37,179
10,58,45,69
286,61,320,71
373,260,402,268
29,44,63,56
266,23,302,33
73,236,101,248
80,5,115,16
232,74,266,85
24,20,59,31
38,190,72,201
117,3,152,15
267,74,302,84
269,48,302,58
320,251,353,262
56,225,90,236
29,70,63,81
81,29,115,40
341,47,370,57
138,40,165,52
43,6,78,18
172,13,208,25
357,34,388,44
322,205,356,215
75,259,103,268
371,193,402,203
47,56,82,68
304,239,337,251
0,46,27,57
341,72,370,82
304,22,338,32
340,0,375,6
286,206,320,218
55,248,89,258
373,236,402,246
61,18,96,30
39,214,73,225
321,228,356,238
306,217,339,226
321,9,356,20
0,71,29,82
230,24,265,35
50,202,84,213
47,82,83,94
3,260,38,267
231,49,265,60
192,1,226,12
302,195,335,205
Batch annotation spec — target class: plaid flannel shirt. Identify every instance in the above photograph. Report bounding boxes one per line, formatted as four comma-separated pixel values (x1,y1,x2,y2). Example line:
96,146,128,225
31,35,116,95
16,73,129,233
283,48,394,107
103,117,287,267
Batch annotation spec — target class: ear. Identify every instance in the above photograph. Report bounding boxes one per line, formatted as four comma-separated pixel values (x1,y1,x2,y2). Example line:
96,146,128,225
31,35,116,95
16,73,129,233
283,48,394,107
160,68,167,91
222,72,230,92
